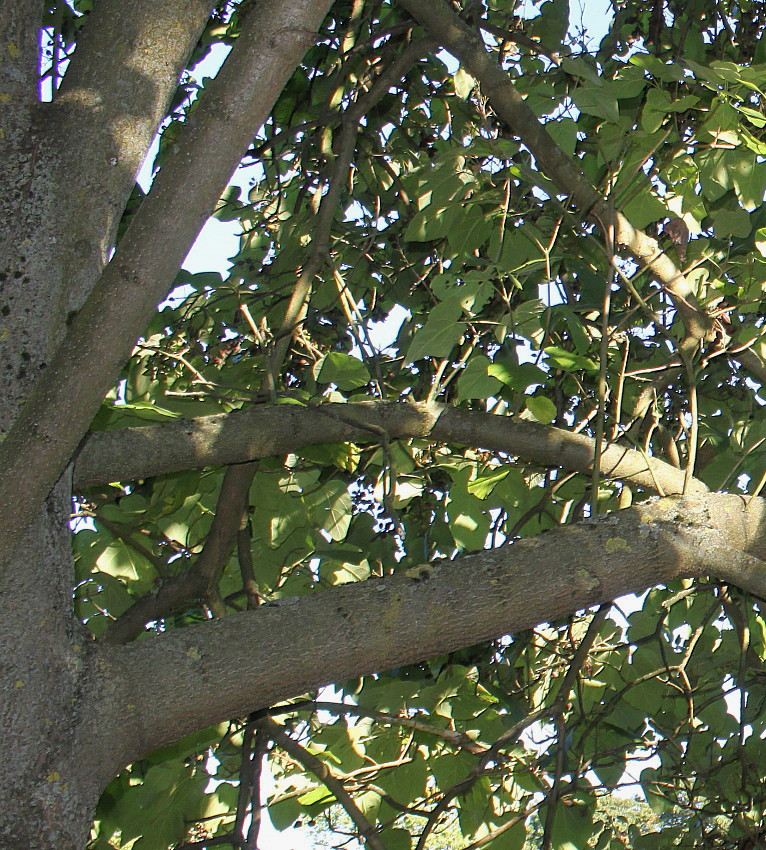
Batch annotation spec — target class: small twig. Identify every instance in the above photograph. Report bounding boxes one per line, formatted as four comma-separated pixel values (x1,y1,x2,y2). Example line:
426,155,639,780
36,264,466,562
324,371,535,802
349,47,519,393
135,342,216,387
265,718,387,850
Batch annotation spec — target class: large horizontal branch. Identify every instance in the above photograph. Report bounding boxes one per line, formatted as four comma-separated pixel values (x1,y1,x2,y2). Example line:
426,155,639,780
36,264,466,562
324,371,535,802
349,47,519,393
108,493,766,764
50,0,217,306
396,0,711,343
74,400,707,496
0,0,334,560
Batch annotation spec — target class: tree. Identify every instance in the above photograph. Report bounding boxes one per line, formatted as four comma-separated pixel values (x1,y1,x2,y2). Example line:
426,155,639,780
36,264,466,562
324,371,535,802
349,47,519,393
6,0,766,846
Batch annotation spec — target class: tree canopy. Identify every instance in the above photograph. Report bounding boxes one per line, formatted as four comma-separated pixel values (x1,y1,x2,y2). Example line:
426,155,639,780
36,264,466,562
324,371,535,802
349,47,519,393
8,0,766,848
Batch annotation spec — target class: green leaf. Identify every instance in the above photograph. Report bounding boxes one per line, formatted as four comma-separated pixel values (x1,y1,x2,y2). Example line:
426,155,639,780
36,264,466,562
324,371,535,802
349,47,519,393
527,0,569,50
404,205,451,242
468,464,514,499
488,359,548,390
431,273,493,314
454,67,476,99
446,204,492,256
94,540,155,591
622,190,668,228
313,352,370,390
268,796,302,831
310,480,353,542
458,355,504,401
728,149,766,210
212,184,243,221
404,300,464,363
485,819,527,850
385,828,413,850
571,86,620,124
629,54,685,82
562,56,602,86
297,785,336,807
447,482,490,550
549,791,595,850
546,117,579,155
544,345,598,371
711,206,752,237
526,395,557,423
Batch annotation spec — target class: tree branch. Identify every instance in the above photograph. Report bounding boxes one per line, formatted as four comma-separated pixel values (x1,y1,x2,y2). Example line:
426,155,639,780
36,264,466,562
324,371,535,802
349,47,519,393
74,400,707,496
100,461,256,644
49,0,217,308
0,0,334,560
264,718,387,850
268,700,485,754
110,493,766,764
266,34,435,385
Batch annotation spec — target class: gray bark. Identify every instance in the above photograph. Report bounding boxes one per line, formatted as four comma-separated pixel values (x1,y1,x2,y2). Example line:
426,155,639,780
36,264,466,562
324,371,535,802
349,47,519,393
0,1,334,845
113,493,766,760
73,400,708,496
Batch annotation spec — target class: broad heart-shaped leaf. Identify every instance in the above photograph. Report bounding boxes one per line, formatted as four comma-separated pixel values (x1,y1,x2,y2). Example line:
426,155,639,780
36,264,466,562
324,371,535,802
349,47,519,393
488,359,548,391
640,89,699,134
571,85,620,124
447,467,491,550
727,148,766,210
711,206,752,237
313,352,370,390
404,299,464,363
639,768,672,815
458,355,504,401
561,56,602,86
525,395,557,424
548,790,596,850
546,116,579,155
268,795,303,831
94,540,155,587
484,819,527,850
622,190,668,229
468,464,516,499
431,272,493,314
629,53,685,82
383,828,412,850
457,777,493,838
212,184,243,221
309,479,353,542
527,0,569,49
544,345,598,372
446,204,492,257
113,763,211,850
403,204,451,241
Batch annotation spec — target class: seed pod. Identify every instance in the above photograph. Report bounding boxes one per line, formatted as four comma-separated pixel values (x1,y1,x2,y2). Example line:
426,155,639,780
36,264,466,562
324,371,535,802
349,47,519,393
663,217,690,262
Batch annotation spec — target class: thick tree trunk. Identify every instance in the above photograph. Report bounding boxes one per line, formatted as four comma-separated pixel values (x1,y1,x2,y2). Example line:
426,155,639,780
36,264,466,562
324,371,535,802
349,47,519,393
0,490,92,847
0,1,337,844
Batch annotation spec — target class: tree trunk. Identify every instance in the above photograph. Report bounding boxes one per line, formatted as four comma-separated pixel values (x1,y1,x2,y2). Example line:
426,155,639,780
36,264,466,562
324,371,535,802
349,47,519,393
0,1,337,844
0,483,127,846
